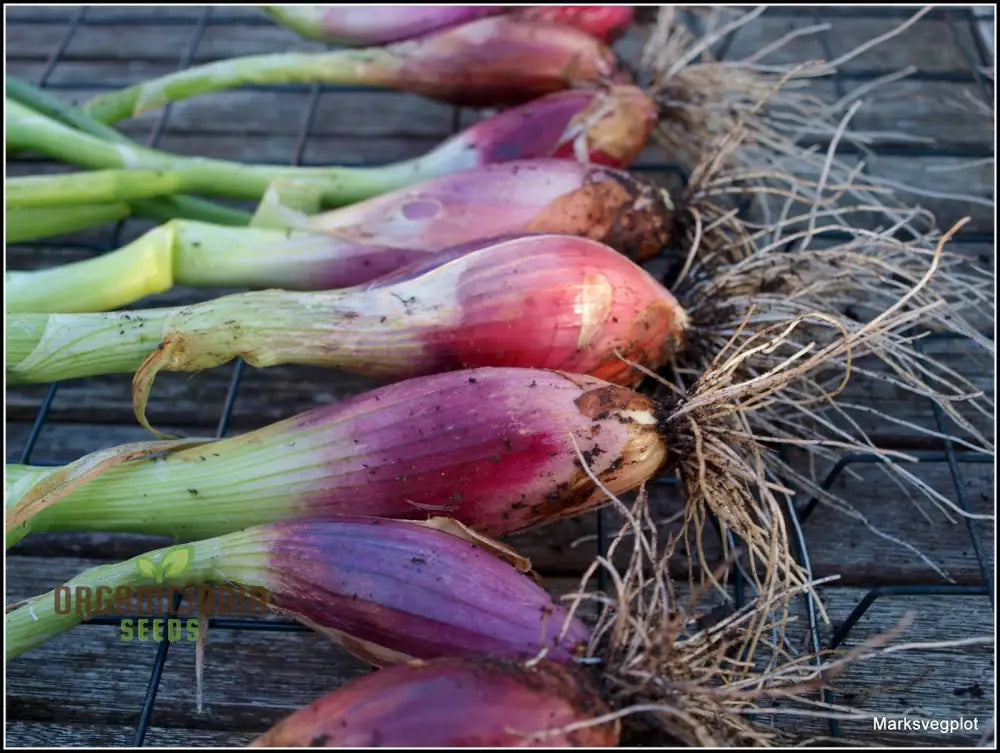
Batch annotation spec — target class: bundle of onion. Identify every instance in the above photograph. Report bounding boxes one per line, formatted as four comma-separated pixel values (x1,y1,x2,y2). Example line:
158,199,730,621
9,227,990,593
9,217,990,602
5,77,254,235
7,242,963,595
6,517,587,665
9,8,988,624
11,11,949,313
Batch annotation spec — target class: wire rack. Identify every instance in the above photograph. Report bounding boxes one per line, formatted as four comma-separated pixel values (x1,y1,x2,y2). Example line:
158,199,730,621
5,5,994,746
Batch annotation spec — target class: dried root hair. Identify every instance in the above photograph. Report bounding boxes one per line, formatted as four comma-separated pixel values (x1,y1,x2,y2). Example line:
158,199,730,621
609,217,988,605
636,6,973,247
630,7,993,583
673,216,992,576
540,486,994,746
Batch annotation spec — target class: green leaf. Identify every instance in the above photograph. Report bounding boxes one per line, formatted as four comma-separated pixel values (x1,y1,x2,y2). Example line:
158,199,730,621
160,545,193,580
250,178,321,229
135,557,157,580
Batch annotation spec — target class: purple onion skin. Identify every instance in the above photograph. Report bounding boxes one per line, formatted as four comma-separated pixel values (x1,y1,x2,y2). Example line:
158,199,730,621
285,368,669,536
266,6,635,46
427,89,612,168
264,6,505,46
27,368,670,544
299,158,673,289
264,517,589,664
424,85,655,170
251,657,619,747
514,6,636,42
378,15,624,108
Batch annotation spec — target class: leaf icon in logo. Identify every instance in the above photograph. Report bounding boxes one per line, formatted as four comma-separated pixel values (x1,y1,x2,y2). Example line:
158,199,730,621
160,545,193,580
136,556,158,581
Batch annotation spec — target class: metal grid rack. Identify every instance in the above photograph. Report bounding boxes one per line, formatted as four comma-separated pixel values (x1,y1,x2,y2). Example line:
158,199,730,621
6,6,994,745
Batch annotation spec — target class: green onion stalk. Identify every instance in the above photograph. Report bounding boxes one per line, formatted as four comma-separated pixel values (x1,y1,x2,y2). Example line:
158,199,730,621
8,169,193,208
7,80,652,213
7,203,131,244
5,77,252,230
5,220,356,313
83,15,622,123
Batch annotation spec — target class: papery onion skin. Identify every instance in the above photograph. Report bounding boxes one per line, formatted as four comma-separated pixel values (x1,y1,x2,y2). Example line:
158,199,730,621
13,368,671,543
7,234,687,389
515,5,635,43
251,657,619,747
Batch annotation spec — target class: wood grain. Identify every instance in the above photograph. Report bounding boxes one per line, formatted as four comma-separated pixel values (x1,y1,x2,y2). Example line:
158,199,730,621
4,5,993,748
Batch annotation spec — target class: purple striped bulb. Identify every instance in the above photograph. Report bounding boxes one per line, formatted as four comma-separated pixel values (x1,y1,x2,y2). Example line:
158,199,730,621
5,517,589,666
374,15,626,108
249,517,589,665
20,369,671,543
252,657,619,747
297,159,674,288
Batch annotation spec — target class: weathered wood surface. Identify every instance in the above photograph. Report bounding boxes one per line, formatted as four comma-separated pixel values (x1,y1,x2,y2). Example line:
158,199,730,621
6,5,994,748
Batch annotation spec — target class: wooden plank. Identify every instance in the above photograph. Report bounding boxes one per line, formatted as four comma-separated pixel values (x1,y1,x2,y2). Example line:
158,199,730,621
859,154,993,233
6,17,326,65
848,81,992,151
722,14,828,65
781,585,994,746
819,11,985,75
4,6,78,23
6,365,383,434
79,7,264,23
4,621,371,733
3,722,253,747
8,76,457,139
971,7,994,62
704,7,983,75
813,343,994,446
788,79,993,151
